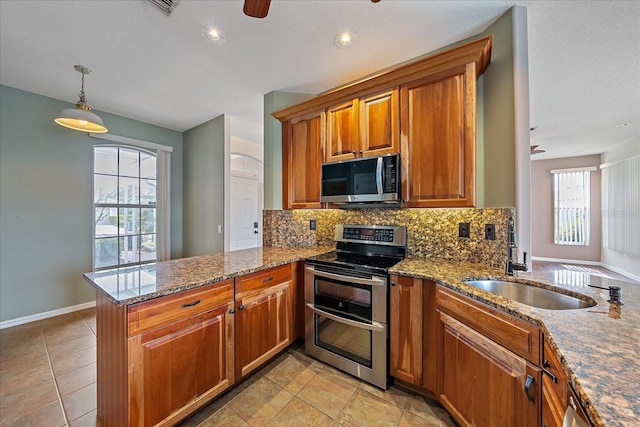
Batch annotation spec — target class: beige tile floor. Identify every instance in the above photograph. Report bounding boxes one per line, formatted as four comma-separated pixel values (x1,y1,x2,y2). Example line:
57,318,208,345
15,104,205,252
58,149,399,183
179,348,455,427
0,308,454,427
0,308,98,427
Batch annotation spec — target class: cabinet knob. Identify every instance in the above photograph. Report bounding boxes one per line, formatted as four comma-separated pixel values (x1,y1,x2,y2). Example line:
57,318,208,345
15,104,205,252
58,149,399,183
359,150,363,154
229,309,235,314
239,305,245,310
352,151,356,154
391,282,396,286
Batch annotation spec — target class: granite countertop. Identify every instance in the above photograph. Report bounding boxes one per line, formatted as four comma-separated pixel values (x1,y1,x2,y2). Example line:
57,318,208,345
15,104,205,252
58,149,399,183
390,258,639,427
83,246,333,306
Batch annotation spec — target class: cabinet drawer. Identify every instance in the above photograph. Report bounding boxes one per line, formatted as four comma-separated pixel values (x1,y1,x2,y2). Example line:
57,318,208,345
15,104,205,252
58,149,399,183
436,286,541,364
128,279,234,336
236,264,291,298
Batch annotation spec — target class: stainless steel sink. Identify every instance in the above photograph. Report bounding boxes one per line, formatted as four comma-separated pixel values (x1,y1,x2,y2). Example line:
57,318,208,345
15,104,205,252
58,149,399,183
463,280,597,310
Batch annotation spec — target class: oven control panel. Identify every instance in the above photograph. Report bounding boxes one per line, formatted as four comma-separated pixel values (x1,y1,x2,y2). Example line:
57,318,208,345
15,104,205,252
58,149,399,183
337,225,406,245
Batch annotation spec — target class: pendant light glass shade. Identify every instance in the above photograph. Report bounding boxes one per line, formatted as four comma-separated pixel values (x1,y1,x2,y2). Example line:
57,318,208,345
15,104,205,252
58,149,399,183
55,65,108,133
55,103,107,133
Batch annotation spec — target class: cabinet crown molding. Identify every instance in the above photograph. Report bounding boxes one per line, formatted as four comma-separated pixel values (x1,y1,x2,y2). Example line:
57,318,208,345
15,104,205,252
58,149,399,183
272,35,492,122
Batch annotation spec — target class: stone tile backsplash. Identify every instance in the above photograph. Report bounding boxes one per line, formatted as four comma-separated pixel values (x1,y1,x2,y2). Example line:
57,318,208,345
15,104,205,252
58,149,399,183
263,207,515,268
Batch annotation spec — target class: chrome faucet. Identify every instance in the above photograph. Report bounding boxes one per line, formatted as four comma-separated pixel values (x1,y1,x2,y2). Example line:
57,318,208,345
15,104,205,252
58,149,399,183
505,215,527,276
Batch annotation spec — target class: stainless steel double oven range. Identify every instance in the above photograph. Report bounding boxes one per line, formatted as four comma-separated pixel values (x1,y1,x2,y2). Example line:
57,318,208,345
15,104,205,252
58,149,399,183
304,224,407,389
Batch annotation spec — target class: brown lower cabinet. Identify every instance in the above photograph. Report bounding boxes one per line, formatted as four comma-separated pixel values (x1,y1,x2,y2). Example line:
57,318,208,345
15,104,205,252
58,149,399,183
541,339,593,427
234,279,292,380
390,277,595,427
389,276,437,396
390,276,550,427
439,312,541,427
96,263,297,427
130,301,235,426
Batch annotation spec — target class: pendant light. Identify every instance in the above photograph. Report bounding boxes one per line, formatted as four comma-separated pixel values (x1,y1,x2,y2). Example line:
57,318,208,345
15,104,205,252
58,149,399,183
55,65,108,133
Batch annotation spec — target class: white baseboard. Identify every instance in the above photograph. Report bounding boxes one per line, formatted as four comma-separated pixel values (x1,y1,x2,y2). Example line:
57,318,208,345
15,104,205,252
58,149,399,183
531,256,602,266
0,301,96,330
601,263,640,283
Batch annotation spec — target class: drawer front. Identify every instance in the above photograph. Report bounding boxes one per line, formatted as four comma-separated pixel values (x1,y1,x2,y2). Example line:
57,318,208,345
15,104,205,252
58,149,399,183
436,286,541,364
236,264,291,298
128,279,234,336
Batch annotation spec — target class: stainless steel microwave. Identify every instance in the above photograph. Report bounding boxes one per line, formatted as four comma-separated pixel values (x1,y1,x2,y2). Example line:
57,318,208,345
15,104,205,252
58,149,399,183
321,153,400,206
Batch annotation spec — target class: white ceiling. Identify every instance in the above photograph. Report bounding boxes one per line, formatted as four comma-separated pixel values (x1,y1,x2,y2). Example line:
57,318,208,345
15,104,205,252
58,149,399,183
1,0,638,160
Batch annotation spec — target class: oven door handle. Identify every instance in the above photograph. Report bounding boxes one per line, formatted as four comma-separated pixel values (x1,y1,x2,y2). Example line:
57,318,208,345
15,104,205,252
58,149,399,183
305,303,385,332
305,266,386,287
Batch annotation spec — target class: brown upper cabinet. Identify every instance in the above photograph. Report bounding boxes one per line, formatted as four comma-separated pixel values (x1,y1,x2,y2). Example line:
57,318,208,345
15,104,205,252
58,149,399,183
273,36,492,210
400,65,476,207
326,99,359,162
326,89,399,162
282,111,325,209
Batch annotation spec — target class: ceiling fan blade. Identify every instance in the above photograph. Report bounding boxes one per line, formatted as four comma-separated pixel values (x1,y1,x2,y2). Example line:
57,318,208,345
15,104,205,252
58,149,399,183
244,0,271,18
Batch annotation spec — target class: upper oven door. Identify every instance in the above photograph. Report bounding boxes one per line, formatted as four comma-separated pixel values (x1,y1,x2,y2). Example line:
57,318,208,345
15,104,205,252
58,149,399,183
304,264,388,324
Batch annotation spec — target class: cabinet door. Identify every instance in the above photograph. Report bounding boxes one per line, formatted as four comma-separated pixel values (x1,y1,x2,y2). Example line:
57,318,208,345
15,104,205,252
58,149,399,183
235,281,291,380
283,113,324,209
133,303,235,427
390,275,423,385
439,312,540,427
542,340,567,427
359,88,399,157
326,99,359,162
400,64,476,207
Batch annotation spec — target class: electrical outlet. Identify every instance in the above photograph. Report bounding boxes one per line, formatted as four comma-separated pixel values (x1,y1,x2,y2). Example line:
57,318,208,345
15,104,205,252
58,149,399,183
458,222,470,238
485,223,496,240
309,220,317,230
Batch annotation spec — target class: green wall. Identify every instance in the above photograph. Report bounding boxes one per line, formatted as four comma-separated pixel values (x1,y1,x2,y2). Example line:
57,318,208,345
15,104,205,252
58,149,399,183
182,114,226,256
478,7,517,207
0,85,183,323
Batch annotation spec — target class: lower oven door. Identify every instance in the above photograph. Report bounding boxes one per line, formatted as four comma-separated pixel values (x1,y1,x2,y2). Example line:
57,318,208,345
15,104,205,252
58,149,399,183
304,264,388,389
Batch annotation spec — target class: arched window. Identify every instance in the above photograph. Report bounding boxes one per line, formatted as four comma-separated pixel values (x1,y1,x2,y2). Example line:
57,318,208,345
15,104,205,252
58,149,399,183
93,146,157,269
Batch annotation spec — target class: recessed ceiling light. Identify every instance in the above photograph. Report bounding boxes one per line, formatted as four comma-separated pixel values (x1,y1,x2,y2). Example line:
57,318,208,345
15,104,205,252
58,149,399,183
615,122,631,127
202,26,226,43
335,31,356,48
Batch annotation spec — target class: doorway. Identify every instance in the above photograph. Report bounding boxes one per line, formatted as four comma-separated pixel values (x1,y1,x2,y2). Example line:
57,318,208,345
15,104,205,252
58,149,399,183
229,153,264,251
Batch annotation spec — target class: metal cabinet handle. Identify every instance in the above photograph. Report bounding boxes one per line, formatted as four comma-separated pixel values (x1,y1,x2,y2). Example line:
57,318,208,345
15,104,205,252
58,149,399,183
542,361,558,383
524,375,535,403
238,305,245,310
304,266,385,287
305,303,385,332
262,276,274,282
391,282,396,286
181,299,201,308
229,308,235,314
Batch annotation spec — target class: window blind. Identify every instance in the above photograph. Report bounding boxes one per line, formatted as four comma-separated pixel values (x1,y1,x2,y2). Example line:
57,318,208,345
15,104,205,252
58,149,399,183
552,167,595,246
602,155,640,256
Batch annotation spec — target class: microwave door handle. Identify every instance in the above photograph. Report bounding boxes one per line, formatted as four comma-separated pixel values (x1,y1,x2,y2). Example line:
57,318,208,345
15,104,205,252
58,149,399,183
305,303,385,332
305,266,386,287
376,157,383,194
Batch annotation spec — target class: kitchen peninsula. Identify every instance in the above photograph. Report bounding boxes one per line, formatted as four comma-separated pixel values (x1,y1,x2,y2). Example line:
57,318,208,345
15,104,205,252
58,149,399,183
85,244,638,427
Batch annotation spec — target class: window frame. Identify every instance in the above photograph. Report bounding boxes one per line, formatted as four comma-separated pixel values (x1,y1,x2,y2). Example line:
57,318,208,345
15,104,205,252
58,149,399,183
551,167,595,246
92,144,158,271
